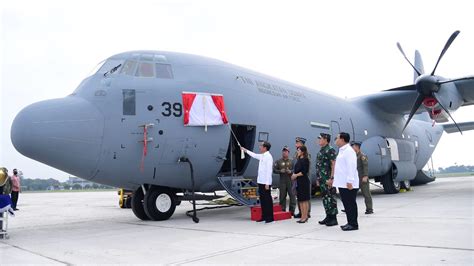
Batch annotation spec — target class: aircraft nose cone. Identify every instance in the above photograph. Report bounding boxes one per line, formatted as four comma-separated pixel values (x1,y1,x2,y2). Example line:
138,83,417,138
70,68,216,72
11,97,104,179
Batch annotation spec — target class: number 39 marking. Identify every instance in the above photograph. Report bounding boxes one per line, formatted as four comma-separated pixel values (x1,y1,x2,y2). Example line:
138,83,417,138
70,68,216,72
161,102,182,117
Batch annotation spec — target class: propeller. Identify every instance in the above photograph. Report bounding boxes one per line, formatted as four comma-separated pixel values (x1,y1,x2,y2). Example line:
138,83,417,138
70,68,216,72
392,31,464,134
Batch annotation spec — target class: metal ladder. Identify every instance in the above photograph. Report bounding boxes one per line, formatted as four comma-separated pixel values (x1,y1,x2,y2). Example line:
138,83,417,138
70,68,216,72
217,176,260,206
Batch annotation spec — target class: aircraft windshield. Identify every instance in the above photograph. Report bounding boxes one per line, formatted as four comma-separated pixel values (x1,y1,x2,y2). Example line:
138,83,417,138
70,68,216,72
96,59,124,75
120,53,174,79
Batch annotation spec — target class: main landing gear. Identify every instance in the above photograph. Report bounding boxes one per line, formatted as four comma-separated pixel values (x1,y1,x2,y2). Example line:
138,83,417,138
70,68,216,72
381,164,412,194
131,185,178,221
381,165,401,194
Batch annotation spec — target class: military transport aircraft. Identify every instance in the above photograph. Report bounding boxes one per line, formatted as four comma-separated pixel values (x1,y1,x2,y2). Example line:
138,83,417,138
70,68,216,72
11,31,474,221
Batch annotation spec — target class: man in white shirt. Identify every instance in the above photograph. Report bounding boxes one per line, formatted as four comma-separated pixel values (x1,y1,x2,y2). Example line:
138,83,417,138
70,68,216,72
241,142,274,223
333,132,359,231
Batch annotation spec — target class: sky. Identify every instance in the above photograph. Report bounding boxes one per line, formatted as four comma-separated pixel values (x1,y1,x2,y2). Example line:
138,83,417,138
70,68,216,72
1,0,473,181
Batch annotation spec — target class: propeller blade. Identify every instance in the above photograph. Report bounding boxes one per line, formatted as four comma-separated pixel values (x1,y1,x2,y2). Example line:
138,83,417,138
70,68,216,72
397,42,422,76
414,50,425,82
433,93,463,134
402,94,425,132
385,84,416,92
430,31,460,75
437,76,474,85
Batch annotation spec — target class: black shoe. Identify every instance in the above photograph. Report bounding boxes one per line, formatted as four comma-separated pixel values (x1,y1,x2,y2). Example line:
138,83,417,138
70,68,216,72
318,216,329,225
308,213,311,218
325,215,338,226
340,224,349,230
256,219,264,222
341,224,358,231
365,210,374,214
296,219,308,223
265,220,274,224
293,213,301,218
341,209,345,213
13,208,19,211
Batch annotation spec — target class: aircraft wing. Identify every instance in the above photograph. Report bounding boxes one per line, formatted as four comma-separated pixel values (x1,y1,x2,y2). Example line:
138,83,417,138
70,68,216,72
443,121,474,133
354,77,474,115
352,90,419,114
453,77,474,106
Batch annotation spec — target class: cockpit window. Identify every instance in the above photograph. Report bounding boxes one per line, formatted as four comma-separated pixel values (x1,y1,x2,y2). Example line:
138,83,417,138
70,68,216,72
136,62,155,77
154,55,168,63
156,63,173,79
119,54,174,79
121,60,137,75
140,54,154,61
96,59,123,75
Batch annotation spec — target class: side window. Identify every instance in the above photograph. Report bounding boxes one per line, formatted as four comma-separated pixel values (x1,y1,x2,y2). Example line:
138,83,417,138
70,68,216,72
121,60,137,75
258,132,269,142
156,63,174,79
136,62,155,77
97,59,123,75
122,89,136,116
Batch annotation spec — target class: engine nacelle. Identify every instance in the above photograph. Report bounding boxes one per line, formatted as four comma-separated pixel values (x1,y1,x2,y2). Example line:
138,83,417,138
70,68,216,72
361,136,417,181
424,83,464,122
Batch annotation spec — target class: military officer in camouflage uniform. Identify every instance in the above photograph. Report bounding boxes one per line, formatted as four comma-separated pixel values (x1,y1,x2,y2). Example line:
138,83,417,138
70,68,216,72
293,137,311,218
351,141,373,214
316,133,339,226
273,146,296,214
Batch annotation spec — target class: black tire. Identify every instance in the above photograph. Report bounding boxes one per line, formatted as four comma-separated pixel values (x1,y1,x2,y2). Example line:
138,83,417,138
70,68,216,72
381,166,400,194
131,187,150,220
400,180,411,190
125,197,132,208
143,187,177,221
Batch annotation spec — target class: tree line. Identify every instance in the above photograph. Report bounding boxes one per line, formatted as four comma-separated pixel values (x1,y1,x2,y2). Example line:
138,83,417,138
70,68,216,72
20,178,113,191
437,165,474,174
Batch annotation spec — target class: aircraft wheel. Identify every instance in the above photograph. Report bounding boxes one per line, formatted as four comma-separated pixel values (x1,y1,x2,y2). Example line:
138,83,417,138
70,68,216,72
131,187,150,220
143,187,177,221
125,196,132,208
119,189,126,208
381,167,400,194
400,180,411,190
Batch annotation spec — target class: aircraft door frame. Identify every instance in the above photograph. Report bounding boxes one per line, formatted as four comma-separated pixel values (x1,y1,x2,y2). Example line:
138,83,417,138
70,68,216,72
218,124,256,176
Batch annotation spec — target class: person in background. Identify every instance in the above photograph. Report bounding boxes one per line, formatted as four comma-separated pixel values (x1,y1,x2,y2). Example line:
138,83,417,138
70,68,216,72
273,146,296,215
241,142,274,224
333,133,359,231
291,145,310,223
351,141,373,214
0,167,13,233
11,169,20,211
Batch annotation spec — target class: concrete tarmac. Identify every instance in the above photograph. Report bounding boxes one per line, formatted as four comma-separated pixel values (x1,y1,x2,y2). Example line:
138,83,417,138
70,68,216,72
0,176,473,265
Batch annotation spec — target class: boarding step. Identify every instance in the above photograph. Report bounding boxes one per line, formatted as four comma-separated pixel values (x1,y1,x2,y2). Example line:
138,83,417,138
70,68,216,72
250,204,292,221
217,176,259,206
